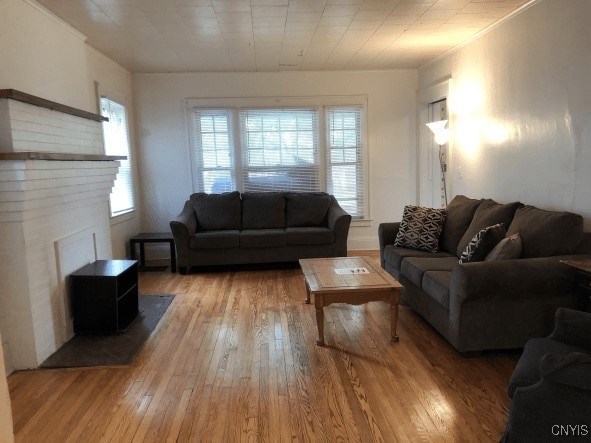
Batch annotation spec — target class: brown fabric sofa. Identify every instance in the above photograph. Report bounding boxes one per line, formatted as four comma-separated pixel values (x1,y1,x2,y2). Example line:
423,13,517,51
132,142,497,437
379,195,591,353
171,191,351,274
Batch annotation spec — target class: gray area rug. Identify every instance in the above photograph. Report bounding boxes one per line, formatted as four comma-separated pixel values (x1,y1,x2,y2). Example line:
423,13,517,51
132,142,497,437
41,294,174,368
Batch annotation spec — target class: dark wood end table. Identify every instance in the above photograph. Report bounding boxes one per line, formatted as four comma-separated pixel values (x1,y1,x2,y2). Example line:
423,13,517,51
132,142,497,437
561,258,591,310
130,232,176,273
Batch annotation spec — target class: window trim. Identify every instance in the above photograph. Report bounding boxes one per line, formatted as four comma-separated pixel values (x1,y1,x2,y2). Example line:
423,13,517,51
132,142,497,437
186,96,369,220
100,97,135,218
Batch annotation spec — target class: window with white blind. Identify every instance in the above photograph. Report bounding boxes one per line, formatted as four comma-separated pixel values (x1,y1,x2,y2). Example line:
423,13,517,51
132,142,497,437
326,106,364,218
192,110,235,193
100,98,135,217
189,101,367,219
240,108,319,193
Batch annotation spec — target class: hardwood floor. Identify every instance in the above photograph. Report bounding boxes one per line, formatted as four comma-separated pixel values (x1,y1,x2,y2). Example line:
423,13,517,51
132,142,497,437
8,254,518,442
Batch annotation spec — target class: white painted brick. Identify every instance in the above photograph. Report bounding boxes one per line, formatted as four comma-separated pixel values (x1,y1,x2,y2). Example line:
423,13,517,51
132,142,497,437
1,99,104,155
0,160,117,370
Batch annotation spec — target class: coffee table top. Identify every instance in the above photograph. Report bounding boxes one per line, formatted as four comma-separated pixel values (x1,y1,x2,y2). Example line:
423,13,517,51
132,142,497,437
299,256,402,294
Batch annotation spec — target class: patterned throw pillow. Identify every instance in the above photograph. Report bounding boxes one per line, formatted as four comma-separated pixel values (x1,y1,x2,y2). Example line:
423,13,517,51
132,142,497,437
394,205,447,253
459,224,506,264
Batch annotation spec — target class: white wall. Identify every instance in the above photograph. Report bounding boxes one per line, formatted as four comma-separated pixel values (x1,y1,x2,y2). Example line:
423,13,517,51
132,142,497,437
134,70,417,250
418,0,591,228
0,0,91,112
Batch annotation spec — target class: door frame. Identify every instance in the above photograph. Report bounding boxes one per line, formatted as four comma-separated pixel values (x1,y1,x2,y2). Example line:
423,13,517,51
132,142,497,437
416,76,451,207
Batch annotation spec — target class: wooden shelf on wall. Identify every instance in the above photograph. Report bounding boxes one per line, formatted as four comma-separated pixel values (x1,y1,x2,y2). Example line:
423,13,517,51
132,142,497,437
0,152,125,161
0,89,107,122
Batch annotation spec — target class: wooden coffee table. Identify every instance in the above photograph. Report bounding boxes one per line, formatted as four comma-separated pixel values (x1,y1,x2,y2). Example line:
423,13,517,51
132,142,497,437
299,256,404,346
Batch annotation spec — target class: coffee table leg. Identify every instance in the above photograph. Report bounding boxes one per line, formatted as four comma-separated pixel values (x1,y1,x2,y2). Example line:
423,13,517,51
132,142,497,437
304,282,311,304
316,306,325,346
390,292,399,343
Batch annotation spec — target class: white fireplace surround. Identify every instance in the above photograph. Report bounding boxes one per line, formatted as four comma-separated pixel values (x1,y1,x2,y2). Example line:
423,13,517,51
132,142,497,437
0,90,121,373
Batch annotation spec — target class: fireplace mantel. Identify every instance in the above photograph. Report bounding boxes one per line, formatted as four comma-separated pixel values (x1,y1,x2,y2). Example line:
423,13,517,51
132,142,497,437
0,89,107,122
0,152,125,161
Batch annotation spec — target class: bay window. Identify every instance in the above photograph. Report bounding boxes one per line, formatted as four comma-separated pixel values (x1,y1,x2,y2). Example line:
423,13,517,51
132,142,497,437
189,98,367,219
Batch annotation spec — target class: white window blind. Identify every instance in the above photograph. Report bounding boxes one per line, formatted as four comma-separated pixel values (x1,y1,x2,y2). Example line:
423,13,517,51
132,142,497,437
326,106,364,218
189,101,367,219
240,108,319,192
100,98,135,217
192,110,235,193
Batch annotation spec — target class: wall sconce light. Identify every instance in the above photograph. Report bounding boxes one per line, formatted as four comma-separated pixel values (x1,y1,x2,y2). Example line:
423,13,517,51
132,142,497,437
426,119,449,207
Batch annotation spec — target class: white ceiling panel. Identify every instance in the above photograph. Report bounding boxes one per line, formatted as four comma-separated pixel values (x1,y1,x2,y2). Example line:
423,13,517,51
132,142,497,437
36,0,534,72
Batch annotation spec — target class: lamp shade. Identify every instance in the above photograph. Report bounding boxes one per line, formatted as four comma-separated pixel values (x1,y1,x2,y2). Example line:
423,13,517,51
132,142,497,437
426,120,450,145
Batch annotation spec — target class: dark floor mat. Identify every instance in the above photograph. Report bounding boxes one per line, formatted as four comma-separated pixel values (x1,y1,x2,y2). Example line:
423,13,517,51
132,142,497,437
41,294,174,368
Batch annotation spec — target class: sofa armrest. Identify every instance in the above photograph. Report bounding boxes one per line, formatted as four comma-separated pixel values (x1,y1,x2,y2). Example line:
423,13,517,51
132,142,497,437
378,222,400,249
451,256,579,302
327,196,352,244
550,308,591,351
169,201,196,250
378,223,400,268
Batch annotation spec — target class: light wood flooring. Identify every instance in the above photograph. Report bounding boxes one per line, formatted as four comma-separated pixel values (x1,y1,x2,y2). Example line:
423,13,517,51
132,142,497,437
8,253,518,442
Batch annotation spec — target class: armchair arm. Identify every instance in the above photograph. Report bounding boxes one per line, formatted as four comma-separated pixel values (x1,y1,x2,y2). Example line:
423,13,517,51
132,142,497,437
550,308,591,351
450,256,579,303
505,353,591,442
539,352,591,391
327,196,352,248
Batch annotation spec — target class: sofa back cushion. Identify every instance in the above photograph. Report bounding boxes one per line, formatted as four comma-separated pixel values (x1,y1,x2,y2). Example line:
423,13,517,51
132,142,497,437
440,195,482,254
190,191,242,231
456,199,522,257
507,206,584,258
285,192,331,227
241,192,286,229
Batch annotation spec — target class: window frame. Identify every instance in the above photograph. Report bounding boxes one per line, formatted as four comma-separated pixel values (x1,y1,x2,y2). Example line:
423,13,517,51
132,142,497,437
100,97,135,218
186,96,369,220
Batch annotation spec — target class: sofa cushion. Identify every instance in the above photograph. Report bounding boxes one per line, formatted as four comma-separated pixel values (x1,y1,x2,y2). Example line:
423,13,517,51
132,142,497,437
286,227,333,245
190,230,240,249
382,245,454,271
190,191,242,231
285,192,331,227
400,256,458,288
240,229,287,248
459,223,506,264
440,195,482,255
394,205,447,253
241,192,286,229
485,233,522,261
457,199,522,256
422,271,452,309
506,206,584,258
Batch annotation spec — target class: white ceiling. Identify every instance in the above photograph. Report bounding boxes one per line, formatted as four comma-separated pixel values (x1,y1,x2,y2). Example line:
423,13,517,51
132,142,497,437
37,0,533,73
